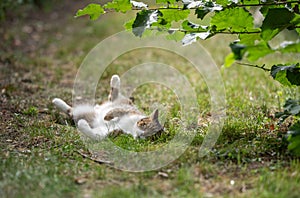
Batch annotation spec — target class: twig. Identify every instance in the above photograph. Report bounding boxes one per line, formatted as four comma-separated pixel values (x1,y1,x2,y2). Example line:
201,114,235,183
162,27,261,34
236,62,271,72
76,149,113,165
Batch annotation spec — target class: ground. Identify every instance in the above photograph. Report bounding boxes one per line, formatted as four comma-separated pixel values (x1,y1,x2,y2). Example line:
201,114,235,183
1,1,300,198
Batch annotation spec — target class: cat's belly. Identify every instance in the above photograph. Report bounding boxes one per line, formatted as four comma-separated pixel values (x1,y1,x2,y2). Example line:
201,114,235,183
118,115,144,138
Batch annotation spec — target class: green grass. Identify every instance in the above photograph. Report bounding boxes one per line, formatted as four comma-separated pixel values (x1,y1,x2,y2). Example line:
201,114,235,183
1,2,300,198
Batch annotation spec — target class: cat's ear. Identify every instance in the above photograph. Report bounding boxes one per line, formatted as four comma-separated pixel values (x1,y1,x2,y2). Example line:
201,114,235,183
150,109,159,121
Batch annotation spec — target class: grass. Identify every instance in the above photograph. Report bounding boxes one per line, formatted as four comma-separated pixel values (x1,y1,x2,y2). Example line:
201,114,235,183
1,1,300,197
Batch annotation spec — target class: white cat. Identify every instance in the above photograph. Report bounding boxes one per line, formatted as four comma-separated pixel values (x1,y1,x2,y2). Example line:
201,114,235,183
52,75,163,140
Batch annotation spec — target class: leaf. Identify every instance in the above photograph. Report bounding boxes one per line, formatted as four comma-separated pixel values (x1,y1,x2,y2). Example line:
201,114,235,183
239,33,261,45
166,31,185,42
75,4,105,20
224,52,235,67
182,0,203,9
275,99,300,124
195,8,209,19
159,9,190,23
246,41,273,61
261,8,295,41
211,8,254,32
182,32,211,46
288,135,300,152
229,42,246,60
181,20,208,32
285,100,300,116
124,18,135,30
156,0,177,4
130,0,148,9
215,0,232,6
291,14,300,35
287,121,300,156
230,40,274,61
288,121,300,136
182,33,198,46
271,63,300,86
132,10,159,37
278,41,300,53
104,0,132,13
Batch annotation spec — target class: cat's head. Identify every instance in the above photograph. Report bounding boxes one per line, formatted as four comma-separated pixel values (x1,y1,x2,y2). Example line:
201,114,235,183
137,109,163,138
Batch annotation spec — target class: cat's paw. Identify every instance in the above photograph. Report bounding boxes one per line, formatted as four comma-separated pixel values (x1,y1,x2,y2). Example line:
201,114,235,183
110,75,120,88
77,119,90,130
52,98,72,115
52,98,63,106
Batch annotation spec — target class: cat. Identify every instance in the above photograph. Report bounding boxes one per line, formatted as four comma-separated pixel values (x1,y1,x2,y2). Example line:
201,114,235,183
52,75,163,140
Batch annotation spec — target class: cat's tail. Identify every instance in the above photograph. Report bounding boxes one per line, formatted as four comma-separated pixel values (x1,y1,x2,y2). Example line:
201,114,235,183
52,98,72,116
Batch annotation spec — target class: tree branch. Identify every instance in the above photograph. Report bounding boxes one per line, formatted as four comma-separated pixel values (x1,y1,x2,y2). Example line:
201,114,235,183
236,62,271,72
161,27,261,34
132,0,300,11
234,0,300,7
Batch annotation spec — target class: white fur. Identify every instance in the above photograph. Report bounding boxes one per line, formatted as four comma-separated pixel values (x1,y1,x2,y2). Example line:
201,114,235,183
52,98,71,114
53,98,145,139
110,75,120,88
79,102,145,139
52,75,161,140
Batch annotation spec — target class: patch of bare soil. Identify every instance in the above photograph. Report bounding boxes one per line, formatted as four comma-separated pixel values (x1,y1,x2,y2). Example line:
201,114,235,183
0,1,89,149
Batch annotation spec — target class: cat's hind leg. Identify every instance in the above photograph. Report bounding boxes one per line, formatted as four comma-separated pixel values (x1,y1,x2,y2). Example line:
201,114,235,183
108,75,120,101
52,98,72,116
77,119,106,140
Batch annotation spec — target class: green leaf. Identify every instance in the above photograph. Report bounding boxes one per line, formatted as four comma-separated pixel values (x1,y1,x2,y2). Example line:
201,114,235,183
132,10,159,37
156,0,177,4
261,8,295,41
211,8,255,32
288,135,300,153
166,31,185,42
159,9,190,23
181,20,208,32
285,101,300,116
229,42,246,60
246,41,273,61
238,33,261,45
291,13,300,25
124,18,135,30
224,52,236,67
215,0,232,7
271,63,300,86
275,99,300,123
75,4,104,20
104,0,132,13
195,8,210,20
287,121,300,155
278,41,300,53
288,121,300,136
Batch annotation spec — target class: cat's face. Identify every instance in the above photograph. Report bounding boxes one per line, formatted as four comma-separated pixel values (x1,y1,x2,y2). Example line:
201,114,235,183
137,109,163,137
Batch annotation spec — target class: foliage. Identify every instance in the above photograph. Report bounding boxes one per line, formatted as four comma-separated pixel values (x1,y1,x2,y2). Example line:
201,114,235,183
276,99,300,155
75,0,300,154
